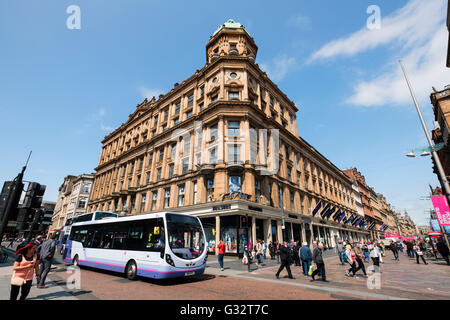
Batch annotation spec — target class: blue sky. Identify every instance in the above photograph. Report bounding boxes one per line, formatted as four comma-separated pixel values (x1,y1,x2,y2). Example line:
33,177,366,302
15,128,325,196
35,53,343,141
1,0,449,226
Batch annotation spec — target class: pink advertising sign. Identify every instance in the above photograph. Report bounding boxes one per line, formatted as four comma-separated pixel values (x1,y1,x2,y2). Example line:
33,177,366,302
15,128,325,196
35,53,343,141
431,195,450,227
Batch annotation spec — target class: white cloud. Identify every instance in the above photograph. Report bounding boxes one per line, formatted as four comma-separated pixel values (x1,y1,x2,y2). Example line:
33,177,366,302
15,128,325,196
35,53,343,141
308,0,450,107
286,14,312,30
260,56,296,82
139,87,163,100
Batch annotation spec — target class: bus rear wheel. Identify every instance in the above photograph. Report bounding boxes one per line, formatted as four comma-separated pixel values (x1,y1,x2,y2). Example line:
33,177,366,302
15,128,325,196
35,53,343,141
126,260,138,280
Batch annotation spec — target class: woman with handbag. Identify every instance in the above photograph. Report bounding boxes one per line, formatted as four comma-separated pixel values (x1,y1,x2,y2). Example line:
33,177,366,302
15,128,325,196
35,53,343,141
10,242,40,300
414,241,428,265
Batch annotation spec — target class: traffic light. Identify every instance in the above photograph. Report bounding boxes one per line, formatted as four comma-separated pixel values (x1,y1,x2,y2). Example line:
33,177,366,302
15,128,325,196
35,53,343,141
240,215,248,228
0,181,24,222
16,207,35,231
23,182,46,209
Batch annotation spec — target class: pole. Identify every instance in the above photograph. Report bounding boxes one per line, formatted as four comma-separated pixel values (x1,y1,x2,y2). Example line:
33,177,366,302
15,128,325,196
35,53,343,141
399,61,450,248
278,184,285,241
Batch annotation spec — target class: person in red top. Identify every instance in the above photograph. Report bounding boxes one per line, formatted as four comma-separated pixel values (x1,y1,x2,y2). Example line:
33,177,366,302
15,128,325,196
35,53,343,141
217,239,226,271
10,242,40,300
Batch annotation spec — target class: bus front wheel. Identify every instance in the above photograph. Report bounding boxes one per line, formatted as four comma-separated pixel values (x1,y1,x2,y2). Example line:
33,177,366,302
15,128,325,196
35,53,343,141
73,255,79,267
125,260,137,280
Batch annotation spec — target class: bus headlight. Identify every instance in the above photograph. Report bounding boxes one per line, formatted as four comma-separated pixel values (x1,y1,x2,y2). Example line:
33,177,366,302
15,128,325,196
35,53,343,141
165,254,175,267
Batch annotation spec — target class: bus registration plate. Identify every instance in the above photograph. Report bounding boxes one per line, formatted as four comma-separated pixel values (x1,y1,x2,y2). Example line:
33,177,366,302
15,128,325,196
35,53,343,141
185,271,195,276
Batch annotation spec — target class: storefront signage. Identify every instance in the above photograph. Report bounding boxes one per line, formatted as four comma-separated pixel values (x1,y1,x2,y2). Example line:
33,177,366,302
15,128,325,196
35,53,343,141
213,204,231,211
288,215,298,219
248,206,262,212
431,195,450,227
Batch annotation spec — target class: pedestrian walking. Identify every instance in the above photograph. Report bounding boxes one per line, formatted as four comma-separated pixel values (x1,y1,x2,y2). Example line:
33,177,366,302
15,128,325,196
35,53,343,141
299,242,313,276
275,241,281,264
268,241,275,260
368,242,381,273
413,241,428,265
293,241,301,266
337,240,345,265
255,240,263,266
345,245,356,277
363,242,370,263
311,243,328,282
390,240,399,261
10,242,40,300
406,241,414,258
7,238,15,249
263,241,267,260
37,233,57,289
354,243,368,277
275,241,294,279
436,238,450,265
217,239,226,271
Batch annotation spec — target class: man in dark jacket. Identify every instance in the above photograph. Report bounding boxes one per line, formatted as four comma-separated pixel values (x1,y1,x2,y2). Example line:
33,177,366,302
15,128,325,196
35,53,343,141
406,241,414,258
37,233,57,289
436,238,450,265
275,241,294,279
311,243,328,282
299,242,313,276
389,240,399,261
293,241,301,266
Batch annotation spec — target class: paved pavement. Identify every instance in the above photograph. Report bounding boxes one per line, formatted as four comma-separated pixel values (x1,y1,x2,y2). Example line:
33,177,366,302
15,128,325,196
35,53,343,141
1,243,449,300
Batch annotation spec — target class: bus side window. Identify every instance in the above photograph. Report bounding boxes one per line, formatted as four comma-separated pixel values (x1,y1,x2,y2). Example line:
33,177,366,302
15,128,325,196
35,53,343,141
92,230,102,248
85,228,95,248
112,222,128,250
128,222,145,251
101,232,114,249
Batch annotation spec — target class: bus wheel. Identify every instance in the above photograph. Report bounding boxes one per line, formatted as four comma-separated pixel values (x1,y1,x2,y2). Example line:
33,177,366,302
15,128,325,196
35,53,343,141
73,255,79,267
125,260,137,280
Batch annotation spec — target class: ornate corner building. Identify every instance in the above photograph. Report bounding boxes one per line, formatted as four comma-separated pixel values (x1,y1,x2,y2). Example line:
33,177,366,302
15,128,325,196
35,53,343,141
87,20,370,255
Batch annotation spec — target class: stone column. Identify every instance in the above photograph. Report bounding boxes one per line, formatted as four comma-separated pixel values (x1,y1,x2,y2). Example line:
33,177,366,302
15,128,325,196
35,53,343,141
263,219,271,258
277,219,283,243
252,216,257,246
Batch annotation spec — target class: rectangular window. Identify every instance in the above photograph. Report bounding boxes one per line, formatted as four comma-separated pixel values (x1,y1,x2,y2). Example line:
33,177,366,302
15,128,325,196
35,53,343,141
188,94,194,106
175,102,181,114
128,178,132,188
168,164,174,178
193,181,198,204
210,124,218,140
171,143,177,159
200,86,204,98
270,97,274,108
186,110,193,119
146,172,151,184
229,176,242,193
136,175,141,186
199,102,204,111
77,197,87,209
207,178,214,201
182,159,189,174
212,95,218,103
157,168,162,181
178,185,185,207
82,184,90,194
228,91,239,100
159,149,164,162
255,179,261,203
228,144,240,163
290,192,295,211
209,148,217,164
164,109,169,121
164,188,171,208
152,191,157,210
149,153,153,166
141,194,146,212
154,115,158,127
184,137,190,154
162,124,167,131
228,121,240,136
174,117,179,125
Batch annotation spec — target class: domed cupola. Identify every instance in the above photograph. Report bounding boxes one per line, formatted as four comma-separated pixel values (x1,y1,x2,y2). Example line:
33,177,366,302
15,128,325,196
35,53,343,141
206,19,258,64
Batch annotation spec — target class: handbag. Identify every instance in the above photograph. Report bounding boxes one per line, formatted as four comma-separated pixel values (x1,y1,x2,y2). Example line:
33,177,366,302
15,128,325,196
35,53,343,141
11,256,33,286
308,265,315,276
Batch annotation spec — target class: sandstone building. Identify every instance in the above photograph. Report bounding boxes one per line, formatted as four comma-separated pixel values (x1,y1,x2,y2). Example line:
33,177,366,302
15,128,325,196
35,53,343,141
87,20,369,255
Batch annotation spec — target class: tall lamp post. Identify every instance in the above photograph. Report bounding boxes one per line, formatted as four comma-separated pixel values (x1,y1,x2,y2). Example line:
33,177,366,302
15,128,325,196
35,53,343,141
399,61,450,247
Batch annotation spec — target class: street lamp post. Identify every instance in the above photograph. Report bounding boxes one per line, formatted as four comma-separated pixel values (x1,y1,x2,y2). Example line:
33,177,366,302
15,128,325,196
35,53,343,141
399,61,450,247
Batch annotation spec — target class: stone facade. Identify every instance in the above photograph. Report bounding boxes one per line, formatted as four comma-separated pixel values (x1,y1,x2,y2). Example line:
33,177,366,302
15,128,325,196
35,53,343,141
88,20,369,255
50,174,94,230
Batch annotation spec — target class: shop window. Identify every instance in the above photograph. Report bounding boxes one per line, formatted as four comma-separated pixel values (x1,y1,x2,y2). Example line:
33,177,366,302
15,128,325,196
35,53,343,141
229,176,242,193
